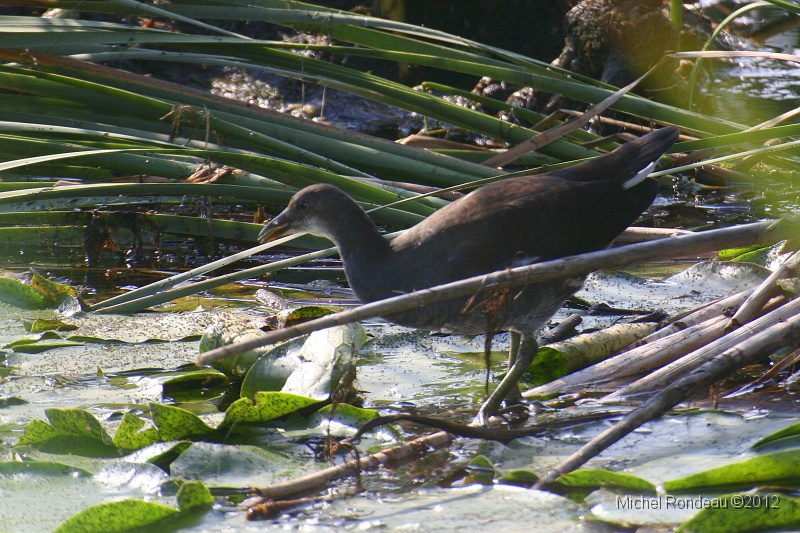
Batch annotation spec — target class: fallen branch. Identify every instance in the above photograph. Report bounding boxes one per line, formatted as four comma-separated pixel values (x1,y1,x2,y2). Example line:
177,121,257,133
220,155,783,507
248,401,652,505
631,288,754,347
524,288,757,398
250,430,453,502
197,218,789,366
524,314,727,398
534,298,800,488
605,295,797,400
724,248,800,332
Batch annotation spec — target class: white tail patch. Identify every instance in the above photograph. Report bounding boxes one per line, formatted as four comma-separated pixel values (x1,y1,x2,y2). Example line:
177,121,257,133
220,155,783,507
622,159,658,190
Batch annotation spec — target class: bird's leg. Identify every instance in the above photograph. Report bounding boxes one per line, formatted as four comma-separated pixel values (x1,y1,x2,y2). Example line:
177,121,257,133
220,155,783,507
474,332,536,425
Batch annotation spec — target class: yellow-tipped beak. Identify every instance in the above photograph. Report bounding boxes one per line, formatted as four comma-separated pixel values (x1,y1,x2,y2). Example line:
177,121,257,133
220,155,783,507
257,212,290,243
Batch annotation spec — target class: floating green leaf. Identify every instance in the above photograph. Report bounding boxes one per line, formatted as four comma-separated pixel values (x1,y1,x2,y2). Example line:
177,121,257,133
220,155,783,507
16,409,120,456
676,493,800,533
466,455,497,485
7,338,86,353
753,421,800,448
150,403,216,441
498,469,539,488
53,499,179,533
283,305,337,325
45,408,111,443
717,243,775,262
220,391,321,428
556,469,656,492
30,271,78,303
158,368,230,394
315,403,379,427
665,449,800,492
176,481,214,511
0,277,53,309
16,419,63,447
23,318,79,333
112,411,161,451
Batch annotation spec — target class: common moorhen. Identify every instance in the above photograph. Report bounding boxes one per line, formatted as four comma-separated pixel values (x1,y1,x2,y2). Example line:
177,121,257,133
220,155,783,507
259,127,680,422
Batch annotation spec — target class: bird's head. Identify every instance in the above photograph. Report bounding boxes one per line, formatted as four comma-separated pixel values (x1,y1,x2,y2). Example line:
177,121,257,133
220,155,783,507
258,183,353,244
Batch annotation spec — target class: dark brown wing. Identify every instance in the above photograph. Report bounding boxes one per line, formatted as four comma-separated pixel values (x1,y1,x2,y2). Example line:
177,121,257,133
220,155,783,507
390,127,679,288
392,175,656,285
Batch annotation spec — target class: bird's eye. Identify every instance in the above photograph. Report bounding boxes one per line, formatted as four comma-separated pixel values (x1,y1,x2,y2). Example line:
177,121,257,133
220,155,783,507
296,200,308,211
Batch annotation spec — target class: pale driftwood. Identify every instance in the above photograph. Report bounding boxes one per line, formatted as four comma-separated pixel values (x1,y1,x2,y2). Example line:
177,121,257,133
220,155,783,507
250,430,453,502
611,227,692,244
197,219,788,367
725,249,800,332
524,314,727,399
535,303,800,488
630,288,754,348
526,289,761,397
605,296,800,400
531,322,656,380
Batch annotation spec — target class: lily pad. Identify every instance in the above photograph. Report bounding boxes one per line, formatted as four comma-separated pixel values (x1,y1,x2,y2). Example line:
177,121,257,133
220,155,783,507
112,411,161,451
555,469,656,496
220,391,321,428
52,499,179,533
176,481,214,511
676,493,800,533
664,449,800,493
241,323,367,400
150,403,217,441
752,421,800,449
0,276,54,309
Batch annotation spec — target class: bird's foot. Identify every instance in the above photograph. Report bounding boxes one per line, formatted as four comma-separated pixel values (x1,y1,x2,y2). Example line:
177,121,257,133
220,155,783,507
473,395,529,426
473,333,537,426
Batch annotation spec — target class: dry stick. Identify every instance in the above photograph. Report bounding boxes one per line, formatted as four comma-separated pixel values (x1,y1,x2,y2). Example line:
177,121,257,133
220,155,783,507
534,302,800,489
524,314,727,399
525,289,756,398
724,249,800,332
612,227,692,244
197,219,788,367
632,288,755,347
604,295,800,401
250,405,640,503
250,430,453,502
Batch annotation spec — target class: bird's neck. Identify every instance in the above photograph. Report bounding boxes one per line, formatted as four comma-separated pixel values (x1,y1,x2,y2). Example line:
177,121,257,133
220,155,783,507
326,207,394,302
